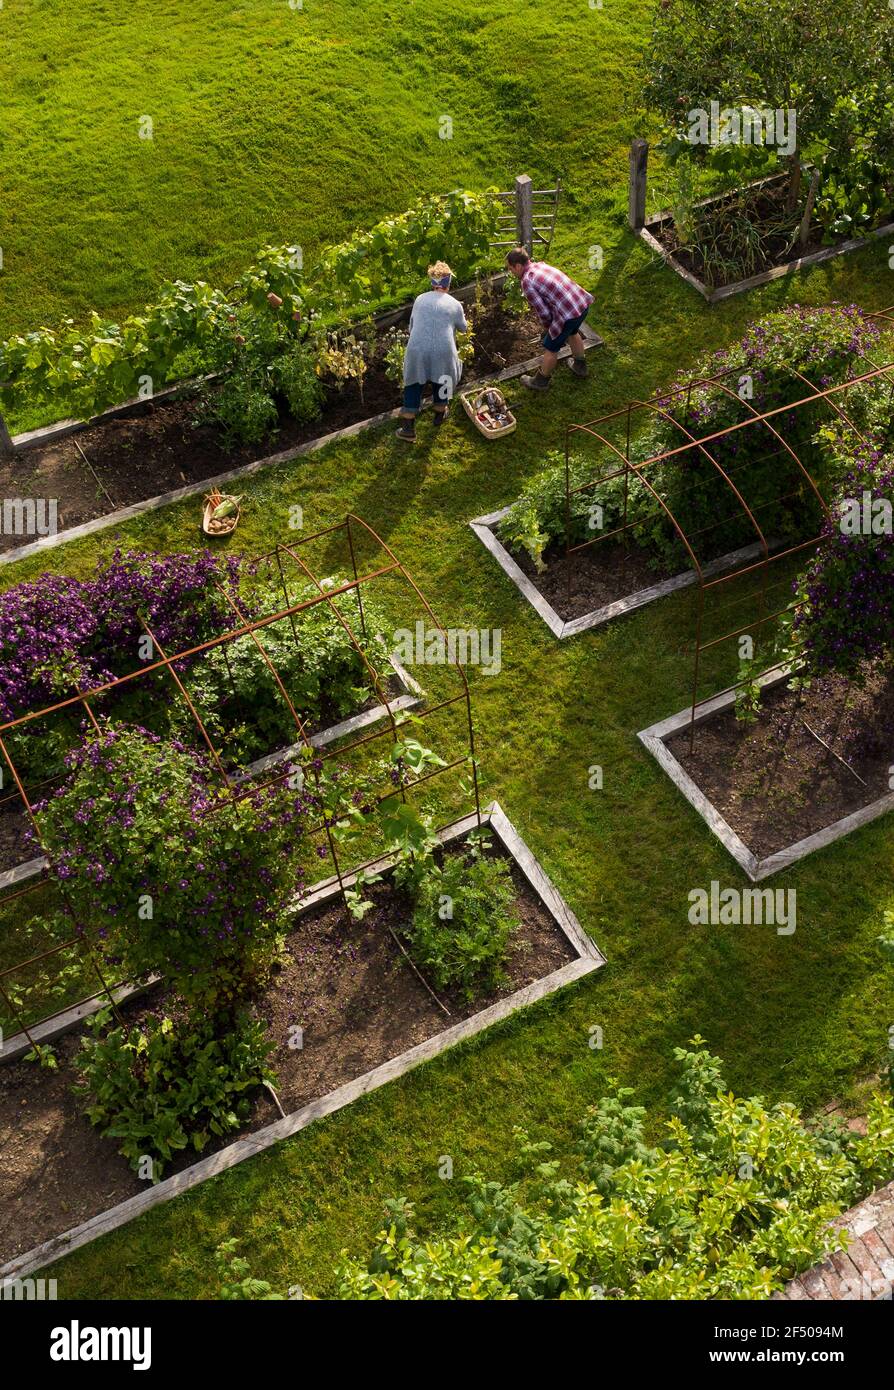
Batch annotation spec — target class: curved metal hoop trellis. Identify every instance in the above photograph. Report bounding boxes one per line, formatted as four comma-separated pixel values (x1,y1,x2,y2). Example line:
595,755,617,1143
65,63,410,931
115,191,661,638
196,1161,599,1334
563,347,894,749
0,517,481,1054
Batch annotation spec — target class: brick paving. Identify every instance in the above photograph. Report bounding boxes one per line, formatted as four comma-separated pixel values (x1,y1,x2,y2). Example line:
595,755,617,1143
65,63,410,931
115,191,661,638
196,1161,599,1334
776,1181,894,1301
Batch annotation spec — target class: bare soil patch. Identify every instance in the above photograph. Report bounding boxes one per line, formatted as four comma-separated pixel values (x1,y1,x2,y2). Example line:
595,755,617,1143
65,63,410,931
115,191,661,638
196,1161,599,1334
507,538,678,621
666,667,894,858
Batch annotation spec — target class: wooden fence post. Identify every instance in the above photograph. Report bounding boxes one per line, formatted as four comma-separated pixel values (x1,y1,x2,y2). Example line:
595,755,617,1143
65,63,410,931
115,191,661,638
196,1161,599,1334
628,139,649,231
0,410,14,460
514,174,534,254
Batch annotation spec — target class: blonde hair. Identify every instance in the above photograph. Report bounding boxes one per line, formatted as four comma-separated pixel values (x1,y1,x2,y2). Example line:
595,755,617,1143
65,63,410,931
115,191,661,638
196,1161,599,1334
427,260,453,280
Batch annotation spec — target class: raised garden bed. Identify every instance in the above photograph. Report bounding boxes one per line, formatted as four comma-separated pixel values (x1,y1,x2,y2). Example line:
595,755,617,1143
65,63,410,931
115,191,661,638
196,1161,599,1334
470,502,766,639
640,173,894,305
0,285,602,566
0,803,604,1279
638,663,894,880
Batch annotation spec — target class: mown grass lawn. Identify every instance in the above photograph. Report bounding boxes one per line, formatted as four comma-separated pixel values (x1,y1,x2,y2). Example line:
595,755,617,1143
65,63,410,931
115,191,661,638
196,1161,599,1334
3,232,893,1297
3,0,894,1301
0,0,649,342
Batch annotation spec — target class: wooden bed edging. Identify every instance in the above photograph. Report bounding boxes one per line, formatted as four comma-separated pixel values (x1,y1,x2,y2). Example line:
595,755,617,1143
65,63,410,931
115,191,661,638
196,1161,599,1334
637,663,894,880
469,504,768,640
0,801,604,1280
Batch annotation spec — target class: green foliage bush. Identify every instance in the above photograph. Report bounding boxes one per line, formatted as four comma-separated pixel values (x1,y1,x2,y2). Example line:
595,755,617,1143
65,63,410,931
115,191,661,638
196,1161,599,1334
406,844,519,1000
497,449,608,572
332,1040,894,1299
180,572,390,766
339,792,519,999
271,340,325,422
0,911,89,1038
77,1009,275,1180
777,389,894,683
204,371,280,449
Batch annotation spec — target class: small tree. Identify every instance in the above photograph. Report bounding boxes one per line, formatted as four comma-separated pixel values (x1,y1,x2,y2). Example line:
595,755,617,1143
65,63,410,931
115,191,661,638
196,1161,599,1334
642,0,894,212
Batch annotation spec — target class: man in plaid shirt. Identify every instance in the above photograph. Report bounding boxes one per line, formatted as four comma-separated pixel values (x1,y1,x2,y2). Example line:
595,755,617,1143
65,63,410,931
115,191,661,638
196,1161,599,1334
506,247,594,390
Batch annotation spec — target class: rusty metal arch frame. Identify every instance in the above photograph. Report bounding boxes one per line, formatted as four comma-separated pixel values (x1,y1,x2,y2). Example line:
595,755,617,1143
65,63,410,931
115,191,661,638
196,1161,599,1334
562,351,894,750
0,517,482,1050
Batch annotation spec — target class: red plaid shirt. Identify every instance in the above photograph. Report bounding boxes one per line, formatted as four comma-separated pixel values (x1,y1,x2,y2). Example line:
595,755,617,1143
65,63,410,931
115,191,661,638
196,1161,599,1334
520,262,593,340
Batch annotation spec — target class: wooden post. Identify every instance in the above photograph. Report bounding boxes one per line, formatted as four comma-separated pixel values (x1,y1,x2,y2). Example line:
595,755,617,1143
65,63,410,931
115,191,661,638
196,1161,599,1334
798,169,821,250
628,138,649,231
514,174,533,254
0,410,14,459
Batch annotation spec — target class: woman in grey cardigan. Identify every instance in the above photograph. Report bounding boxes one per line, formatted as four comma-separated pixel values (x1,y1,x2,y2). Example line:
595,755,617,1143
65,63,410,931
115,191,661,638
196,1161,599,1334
396,261,467,442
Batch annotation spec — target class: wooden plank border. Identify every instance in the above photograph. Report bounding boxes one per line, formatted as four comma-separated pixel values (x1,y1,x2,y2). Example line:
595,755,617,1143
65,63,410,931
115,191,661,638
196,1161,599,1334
0,801,604,1279
469,504,768,640
637,664,894,880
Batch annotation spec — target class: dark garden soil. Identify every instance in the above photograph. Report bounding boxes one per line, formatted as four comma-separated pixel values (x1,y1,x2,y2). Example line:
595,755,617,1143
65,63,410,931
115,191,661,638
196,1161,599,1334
0,796,37,874
0,292,543,552
508,537,679,621
0,844,576,1263
649,179,840,291
667,665,894,859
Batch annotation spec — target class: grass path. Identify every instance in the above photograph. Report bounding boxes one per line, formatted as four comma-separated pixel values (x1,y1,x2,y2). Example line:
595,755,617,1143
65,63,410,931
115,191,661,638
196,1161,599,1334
4,234,893,1298
0,0,649,338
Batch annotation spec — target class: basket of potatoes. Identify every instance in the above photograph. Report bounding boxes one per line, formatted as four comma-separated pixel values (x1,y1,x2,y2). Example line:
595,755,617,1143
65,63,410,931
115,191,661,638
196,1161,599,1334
202,488,243,536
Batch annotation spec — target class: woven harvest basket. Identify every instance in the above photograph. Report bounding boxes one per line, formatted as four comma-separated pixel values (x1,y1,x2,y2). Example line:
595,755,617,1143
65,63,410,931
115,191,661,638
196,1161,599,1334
460,386,517,438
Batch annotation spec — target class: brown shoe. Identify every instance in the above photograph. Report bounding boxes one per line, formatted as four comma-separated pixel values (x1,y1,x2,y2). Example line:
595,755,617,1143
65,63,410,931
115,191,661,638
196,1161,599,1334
395,421,416,442
568,356,588,378
521,372,552,391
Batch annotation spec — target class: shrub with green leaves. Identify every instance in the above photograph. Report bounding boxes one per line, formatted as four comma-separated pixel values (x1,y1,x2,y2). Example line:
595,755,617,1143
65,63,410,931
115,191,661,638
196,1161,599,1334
406,843,519,1000
782,397,894,682
496,449,627,572
202,367,279,449
37,725,315,1012
270,340,325,423
77,1009,275,1180
332,1040,894,1300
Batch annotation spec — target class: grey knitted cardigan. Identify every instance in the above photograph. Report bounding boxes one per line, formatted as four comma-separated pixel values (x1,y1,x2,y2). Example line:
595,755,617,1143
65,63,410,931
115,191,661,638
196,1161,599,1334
402,290,467,387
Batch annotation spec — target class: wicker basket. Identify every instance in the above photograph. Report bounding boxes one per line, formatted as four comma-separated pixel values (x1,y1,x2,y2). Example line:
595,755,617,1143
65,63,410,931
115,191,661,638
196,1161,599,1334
460,386,517,438
202,490,241,536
